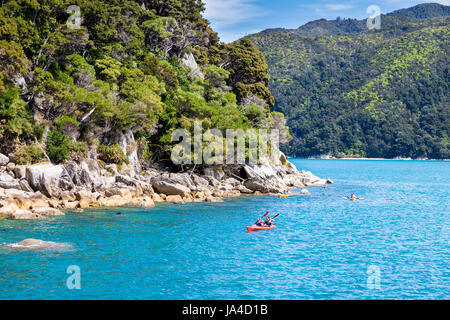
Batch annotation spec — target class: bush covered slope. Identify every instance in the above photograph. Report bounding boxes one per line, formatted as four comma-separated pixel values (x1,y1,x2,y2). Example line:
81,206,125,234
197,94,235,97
0,0,287,168
249,4,449,159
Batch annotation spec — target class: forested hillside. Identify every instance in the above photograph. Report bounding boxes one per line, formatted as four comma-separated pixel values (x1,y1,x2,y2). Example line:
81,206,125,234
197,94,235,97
249,4,449,159
0,0,287,169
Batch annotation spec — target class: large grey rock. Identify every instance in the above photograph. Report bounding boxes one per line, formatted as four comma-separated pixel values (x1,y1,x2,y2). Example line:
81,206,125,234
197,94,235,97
236,184,253,194
122,129,141,175
165,195,184,204
104,187,132,198
206,176,220,187
93,176,115,192
301,189,311,195
151,177,191,197
116,174,139,187
58,177,75,191
65,161,92,187
282,174,305,188
65,161,78,182
219,183,234,191
244,178,270,193
26,163,64,191
308,178,327,186
103,129,141,176
296,170,322,185
242,164,282,182
224,178,240,187
40,178,59,198
13,165,27,179
192,174,209,188
79,168,93,186
13,76,28,94
82,159,100,176
244,176,285,194
181,52,204,80
19,179,34,193
0,173,21,190
1,238,71,250
204,167,225,180
10,209,42,220
241,163,288,193
0,173,14,182
125,196,155,207
32,207,64,217
116,175,154,195
0,153,9,166
169,173,196,190
59,191,76,201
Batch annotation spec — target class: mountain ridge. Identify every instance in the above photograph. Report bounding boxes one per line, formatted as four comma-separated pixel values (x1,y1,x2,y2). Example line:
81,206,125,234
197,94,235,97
247,3,450,159
256,3,450,37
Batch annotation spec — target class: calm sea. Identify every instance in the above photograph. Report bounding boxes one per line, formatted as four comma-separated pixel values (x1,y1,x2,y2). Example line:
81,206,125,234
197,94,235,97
0,159,449,299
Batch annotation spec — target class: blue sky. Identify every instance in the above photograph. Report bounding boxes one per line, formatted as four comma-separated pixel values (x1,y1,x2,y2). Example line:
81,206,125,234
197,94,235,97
203,0,449,42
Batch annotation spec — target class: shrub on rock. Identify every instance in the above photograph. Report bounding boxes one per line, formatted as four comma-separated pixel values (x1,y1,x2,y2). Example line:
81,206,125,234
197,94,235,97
98,144,129,165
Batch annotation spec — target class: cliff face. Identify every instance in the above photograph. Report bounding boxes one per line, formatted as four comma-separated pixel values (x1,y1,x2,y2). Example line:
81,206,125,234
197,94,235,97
248,4,450,159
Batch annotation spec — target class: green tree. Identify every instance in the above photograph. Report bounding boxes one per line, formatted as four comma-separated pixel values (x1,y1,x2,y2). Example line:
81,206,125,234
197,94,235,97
224,38,274,107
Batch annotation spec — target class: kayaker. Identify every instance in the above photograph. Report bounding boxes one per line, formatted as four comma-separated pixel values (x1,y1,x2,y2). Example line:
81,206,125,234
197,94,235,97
255,217,264,226
350,193,356,199
264,216,274,226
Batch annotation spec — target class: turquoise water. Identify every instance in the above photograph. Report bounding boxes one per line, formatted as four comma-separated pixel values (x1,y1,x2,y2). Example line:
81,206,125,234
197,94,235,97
0,160,449,299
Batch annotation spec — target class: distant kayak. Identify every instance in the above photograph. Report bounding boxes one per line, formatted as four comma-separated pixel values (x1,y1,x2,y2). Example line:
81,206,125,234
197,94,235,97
278,192,299,198
246,225,276,232
342,196,363,201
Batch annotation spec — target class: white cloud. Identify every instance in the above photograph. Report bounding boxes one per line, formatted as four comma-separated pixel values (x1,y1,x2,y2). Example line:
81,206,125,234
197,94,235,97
426,0,450,5
325,4,354,11
381,0,449,6
298,2,354,15
203,0,267,28
218,29,263,43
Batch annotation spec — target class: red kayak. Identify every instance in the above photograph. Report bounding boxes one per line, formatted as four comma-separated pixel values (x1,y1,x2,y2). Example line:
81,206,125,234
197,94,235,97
246,225,276,232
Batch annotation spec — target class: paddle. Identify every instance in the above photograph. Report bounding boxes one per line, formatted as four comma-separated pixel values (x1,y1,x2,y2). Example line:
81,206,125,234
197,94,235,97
267,213,279,226
253,211,269,225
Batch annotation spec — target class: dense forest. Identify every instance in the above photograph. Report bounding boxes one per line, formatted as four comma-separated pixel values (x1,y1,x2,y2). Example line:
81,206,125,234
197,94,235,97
249,3,449,159
0,0,287,169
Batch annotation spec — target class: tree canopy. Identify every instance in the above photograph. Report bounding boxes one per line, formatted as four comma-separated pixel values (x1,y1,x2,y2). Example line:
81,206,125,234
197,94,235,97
0,0,281,166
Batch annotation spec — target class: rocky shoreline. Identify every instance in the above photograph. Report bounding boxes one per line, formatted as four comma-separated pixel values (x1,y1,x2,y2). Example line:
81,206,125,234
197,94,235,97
304,154,449,161
0,152,331,220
